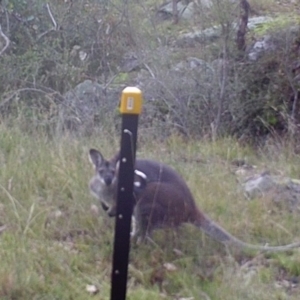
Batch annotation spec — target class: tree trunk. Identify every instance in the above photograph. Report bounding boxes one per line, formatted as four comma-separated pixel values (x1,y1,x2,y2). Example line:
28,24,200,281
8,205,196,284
236,0,249,51
172,0,179,24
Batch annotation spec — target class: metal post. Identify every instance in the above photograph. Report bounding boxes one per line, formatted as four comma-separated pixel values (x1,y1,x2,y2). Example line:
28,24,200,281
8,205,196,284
110,87,142,300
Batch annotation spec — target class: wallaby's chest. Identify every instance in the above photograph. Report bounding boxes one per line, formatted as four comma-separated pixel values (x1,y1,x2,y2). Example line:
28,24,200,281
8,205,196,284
89,176,116,206
100,184,116,203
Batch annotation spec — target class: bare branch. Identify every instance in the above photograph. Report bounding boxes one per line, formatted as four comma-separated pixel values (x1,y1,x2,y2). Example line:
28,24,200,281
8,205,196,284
37,3,58,41
11,12,35,45
0,87,65,113
5,9,10,34
103,74,118,90
285,58,299,134
46,3,57,30
0,25,10,56
143,63,156,79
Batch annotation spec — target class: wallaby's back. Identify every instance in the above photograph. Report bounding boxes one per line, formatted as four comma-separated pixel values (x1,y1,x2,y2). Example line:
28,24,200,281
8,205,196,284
133,159,209,237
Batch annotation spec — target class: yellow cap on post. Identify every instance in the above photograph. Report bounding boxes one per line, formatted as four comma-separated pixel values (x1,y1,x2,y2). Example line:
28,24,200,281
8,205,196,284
119,87,143,115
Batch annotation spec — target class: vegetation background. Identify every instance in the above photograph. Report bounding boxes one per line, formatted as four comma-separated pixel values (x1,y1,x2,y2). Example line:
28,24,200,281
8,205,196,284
0,0,300,299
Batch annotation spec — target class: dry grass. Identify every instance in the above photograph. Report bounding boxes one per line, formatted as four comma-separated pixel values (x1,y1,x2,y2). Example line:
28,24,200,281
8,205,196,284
250,0,300,14
1,123,300,299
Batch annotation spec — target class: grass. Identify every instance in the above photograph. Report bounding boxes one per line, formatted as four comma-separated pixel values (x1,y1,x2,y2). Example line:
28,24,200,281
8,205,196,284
1,123,300,299
1,0,300,298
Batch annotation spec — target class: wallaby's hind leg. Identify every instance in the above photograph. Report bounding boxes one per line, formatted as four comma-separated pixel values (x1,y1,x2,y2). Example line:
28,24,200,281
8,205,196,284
130,216,139,238
131,202,156,244
131,216,153,245
131,212,149,244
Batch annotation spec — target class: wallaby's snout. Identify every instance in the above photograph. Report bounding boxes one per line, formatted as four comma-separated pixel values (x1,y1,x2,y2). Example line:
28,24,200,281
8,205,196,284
103,174,113,186
107,207,116,217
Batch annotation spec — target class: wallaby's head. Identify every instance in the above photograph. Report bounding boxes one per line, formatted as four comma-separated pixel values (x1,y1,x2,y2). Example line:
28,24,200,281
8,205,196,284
89,149,119,217
89,149,119,187
88,148,148,217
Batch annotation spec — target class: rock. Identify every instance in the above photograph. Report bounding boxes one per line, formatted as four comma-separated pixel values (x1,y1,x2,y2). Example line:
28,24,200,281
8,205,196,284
181,2,195,19
121,52,142,73
248,35,276,61
247,24,300,61
57,80,123,135
247,16,273,30
178,25,222,46
198,0,213,8
177,16,274,46
172,57,216,85
157,1,195,21
157,0,239,21
242,173,300,212
243,173,276,198
173,57,212,71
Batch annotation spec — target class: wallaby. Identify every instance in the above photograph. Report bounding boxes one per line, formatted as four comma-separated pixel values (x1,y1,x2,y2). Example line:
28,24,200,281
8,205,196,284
89,148,300,252
89,149,146,217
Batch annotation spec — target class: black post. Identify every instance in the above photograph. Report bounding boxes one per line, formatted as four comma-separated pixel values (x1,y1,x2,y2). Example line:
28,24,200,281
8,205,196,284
110,87,142,300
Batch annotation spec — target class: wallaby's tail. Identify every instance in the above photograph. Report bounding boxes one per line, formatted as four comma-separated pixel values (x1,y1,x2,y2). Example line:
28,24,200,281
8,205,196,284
196,217,237,244
195,213,300,252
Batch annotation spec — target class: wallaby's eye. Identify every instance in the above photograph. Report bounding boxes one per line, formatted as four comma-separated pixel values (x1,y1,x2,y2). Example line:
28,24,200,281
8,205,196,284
98,169,115,176
110,168,115,175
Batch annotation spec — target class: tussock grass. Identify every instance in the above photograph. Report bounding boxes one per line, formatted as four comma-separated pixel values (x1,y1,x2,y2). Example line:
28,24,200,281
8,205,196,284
250,0,300,14
1,124,300,299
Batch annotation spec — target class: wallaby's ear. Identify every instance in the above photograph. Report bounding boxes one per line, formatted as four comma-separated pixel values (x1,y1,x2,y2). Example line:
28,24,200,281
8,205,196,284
112,152,120,169
112,152,120,163
115,160,120,172
89,149,104,168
